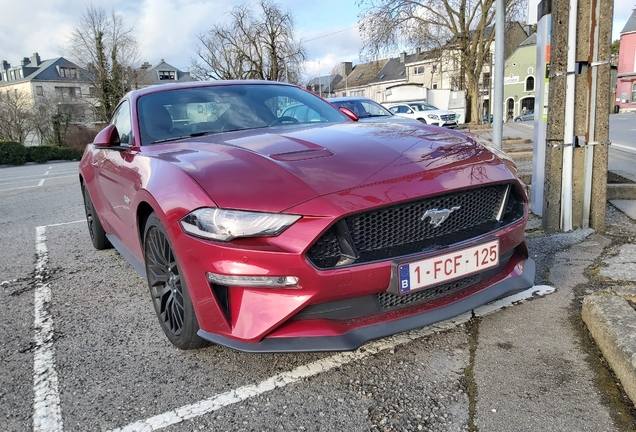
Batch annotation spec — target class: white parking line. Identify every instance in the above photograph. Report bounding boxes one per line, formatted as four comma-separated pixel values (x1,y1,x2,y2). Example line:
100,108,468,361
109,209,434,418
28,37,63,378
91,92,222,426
32,220,84,432
111,286,554,432
33,226,64,432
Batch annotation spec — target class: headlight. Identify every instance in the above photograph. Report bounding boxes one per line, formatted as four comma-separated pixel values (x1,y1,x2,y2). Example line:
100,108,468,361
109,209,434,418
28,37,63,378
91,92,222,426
180,208,301,241
427,114,440,120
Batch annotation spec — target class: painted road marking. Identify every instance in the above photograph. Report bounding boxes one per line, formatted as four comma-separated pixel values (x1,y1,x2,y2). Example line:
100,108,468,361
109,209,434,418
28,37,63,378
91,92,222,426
32,220,84,431
111,286,554,431
30,219,555,431
33,226,64,432
612,143,636,154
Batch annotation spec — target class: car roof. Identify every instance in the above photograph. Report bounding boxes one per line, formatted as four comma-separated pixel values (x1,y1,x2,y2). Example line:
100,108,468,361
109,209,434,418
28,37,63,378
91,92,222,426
126,79,297,99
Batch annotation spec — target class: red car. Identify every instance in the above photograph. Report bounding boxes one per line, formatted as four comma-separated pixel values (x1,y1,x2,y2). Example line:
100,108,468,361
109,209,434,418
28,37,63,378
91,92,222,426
79,81,534,352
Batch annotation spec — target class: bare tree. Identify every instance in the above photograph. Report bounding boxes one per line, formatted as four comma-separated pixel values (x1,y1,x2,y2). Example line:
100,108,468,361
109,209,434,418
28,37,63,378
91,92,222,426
0,90,35,143
357,0,526,123
191,0,306,84
65,6,140,123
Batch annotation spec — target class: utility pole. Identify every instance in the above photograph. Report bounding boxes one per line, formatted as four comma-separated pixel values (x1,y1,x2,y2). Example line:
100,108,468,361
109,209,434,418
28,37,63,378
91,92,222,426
541,0,613,232
492,0,505,149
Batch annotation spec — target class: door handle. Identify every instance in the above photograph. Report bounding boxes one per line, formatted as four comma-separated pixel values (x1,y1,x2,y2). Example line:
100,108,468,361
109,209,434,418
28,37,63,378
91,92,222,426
91,161,99,167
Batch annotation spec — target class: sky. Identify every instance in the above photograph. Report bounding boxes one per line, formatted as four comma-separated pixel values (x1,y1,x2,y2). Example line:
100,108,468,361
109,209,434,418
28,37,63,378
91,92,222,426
0,0,632,84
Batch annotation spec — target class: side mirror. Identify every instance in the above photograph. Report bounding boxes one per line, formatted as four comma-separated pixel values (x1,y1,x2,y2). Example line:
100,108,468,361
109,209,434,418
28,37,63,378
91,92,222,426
339,107,359,122
93,124,121,147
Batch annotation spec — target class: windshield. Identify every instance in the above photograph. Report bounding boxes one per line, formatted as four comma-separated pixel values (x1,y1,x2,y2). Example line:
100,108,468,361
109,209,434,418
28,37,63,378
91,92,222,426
409,103,438,111
137,84,348,145
329,99,393,118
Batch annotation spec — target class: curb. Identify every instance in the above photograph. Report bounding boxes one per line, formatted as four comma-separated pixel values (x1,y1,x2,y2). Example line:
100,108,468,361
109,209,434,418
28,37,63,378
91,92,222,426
582,288,636,405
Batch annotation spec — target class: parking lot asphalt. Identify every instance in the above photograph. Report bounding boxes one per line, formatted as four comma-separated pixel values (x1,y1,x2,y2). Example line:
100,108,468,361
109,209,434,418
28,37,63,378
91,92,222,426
2,160,636,431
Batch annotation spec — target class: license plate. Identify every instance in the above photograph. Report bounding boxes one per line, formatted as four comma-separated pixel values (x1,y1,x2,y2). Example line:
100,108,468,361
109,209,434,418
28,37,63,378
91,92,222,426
398,239,499,294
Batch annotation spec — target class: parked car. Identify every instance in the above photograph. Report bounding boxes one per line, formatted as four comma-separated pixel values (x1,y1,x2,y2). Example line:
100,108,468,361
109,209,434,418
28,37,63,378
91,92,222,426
514,110,534,122
384,101,458,128
327,97,417,123
80,80,534,352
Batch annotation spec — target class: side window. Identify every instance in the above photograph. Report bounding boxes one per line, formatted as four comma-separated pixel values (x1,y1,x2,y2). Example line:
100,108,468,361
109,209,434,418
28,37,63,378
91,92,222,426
294,106,308,122
111,101,132,146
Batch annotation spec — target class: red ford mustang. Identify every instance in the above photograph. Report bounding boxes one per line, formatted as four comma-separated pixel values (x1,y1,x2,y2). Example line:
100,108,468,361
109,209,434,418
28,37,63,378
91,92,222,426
79,80,534,352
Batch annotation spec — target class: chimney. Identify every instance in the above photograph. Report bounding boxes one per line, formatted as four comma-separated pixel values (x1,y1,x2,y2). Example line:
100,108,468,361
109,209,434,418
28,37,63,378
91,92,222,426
415,47,421,56
341,61,352,76
21,57,30,66
399,52,406,63
31,52,41,66
1,61,10,71
140,61,151,70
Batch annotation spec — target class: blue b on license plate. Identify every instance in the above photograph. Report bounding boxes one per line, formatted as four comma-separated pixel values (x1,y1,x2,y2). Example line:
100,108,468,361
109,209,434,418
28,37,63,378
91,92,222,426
398,239,499,294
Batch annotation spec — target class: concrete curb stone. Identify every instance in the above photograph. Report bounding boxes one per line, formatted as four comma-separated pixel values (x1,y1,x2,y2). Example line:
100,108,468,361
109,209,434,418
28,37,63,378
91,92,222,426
582,292,636,406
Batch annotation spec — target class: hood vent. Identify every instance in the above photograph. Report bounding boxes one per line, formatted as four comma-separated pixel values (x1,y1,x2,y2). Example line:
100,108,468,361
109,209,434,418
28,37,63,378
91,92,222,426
270,148,334,161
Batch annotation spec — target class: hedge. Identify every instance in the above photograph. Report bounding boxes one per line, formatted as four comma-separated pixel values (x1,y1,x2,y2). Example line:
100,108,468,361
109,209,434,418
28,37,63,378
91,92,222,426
0,141,28,165
0,141,83,166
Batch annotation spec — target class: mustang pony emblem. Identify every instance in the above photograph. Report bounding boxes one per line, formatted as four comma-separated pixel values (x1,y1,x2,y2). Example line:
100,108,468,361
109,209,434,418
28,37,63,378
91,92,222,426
421,206,461,228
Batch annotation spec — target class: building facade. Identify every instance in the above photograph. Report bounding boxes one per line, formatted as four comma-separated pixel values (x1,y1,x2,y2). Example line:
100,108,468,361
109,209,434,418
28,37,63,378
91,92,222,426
0,53,98,144
616,9,636,112
502,33,537,120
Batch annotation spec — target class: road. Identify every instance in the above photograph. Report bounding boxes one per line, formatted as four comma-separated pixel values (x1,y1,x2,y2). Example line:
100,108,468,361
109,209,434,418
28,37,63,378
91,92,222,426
0,160,631,431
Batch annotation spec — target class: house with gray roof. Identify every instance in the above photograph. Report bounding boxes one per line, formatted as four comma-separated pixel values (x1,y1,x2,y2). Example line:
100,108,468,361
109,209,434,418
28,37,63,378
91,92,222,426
0,53,99,144
137,60,195,87
305,74,342,97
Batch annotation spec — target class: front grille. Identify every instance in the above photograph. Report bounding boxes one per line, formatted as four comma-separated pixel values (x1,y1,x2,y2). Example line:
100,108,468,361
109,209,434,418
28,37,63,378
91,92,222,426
307,183,525,269
376,274,480,309
441,114,456,121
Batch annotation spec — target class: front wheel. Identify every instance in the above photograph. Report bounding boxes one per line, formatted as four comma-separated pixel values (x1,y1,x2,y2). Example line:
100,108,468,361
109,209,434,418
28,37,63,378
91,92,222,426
143,213,208,350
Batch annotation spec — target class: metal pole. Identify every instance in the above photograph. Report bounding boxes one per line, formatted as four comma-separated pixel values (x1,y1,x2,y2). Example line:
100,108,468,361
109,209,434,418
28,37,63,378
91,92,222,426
560,0,577,231
492,0,505,149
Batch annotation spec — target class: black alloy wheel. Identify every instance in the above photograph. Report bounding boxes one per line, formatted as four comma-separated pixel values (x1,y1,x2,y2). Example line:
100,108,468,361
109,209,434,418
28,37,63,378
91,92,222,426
143,213,208,350
82,186,112,250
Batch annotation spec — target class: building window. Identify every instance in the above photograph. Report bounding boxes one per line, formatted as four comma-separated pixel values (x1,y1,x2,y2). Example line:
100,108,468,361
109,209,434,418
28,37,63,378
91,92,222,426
10,70,16,80
69,87,81,98
158,70,176,80
89,86,97,97
36,86,44,96
432,83,438,89
525,76,535,92
59,67,78,78
350,90,364,96
632,83,636,103
1,72,6,81
413,66,424,75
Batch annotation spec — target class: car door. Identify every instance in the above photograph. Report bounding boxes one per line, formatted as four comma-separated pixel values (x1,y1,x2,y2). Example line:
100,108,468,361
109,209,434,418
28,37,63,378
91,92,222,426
94,100,142,249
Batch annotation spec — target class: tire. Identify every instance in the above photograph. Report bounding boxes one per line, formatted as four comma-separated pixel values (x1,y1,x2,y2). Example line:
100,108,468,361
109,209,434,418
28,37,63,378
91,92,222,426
82,186,112,250
515,118,521,122
143,213,208,350
417,118,427,124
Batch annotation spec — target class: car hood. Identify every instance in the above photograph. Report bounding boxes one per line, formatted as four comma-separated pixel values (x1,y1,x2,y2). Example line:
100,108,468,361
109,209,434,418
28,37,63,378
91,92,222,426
146,122,510,213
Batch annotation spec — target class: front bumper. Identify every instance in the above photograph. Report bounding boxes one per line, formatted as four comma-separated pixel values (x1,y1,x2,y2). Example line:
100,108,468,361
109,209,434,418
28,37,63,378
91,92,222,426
198,258,535,352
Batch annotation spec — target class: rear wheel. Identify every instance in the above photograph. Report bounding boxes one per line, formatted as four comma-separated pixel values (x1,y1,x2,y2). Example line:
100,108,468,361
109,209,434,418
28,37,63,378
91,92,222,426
143,213,208,350
82,186,112,250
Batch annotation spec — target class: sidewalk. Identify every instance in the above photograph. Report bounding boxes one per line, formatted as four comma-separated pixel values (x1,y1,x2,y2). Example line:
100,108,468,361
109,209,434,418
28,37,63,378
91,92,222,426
467,125,636,429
